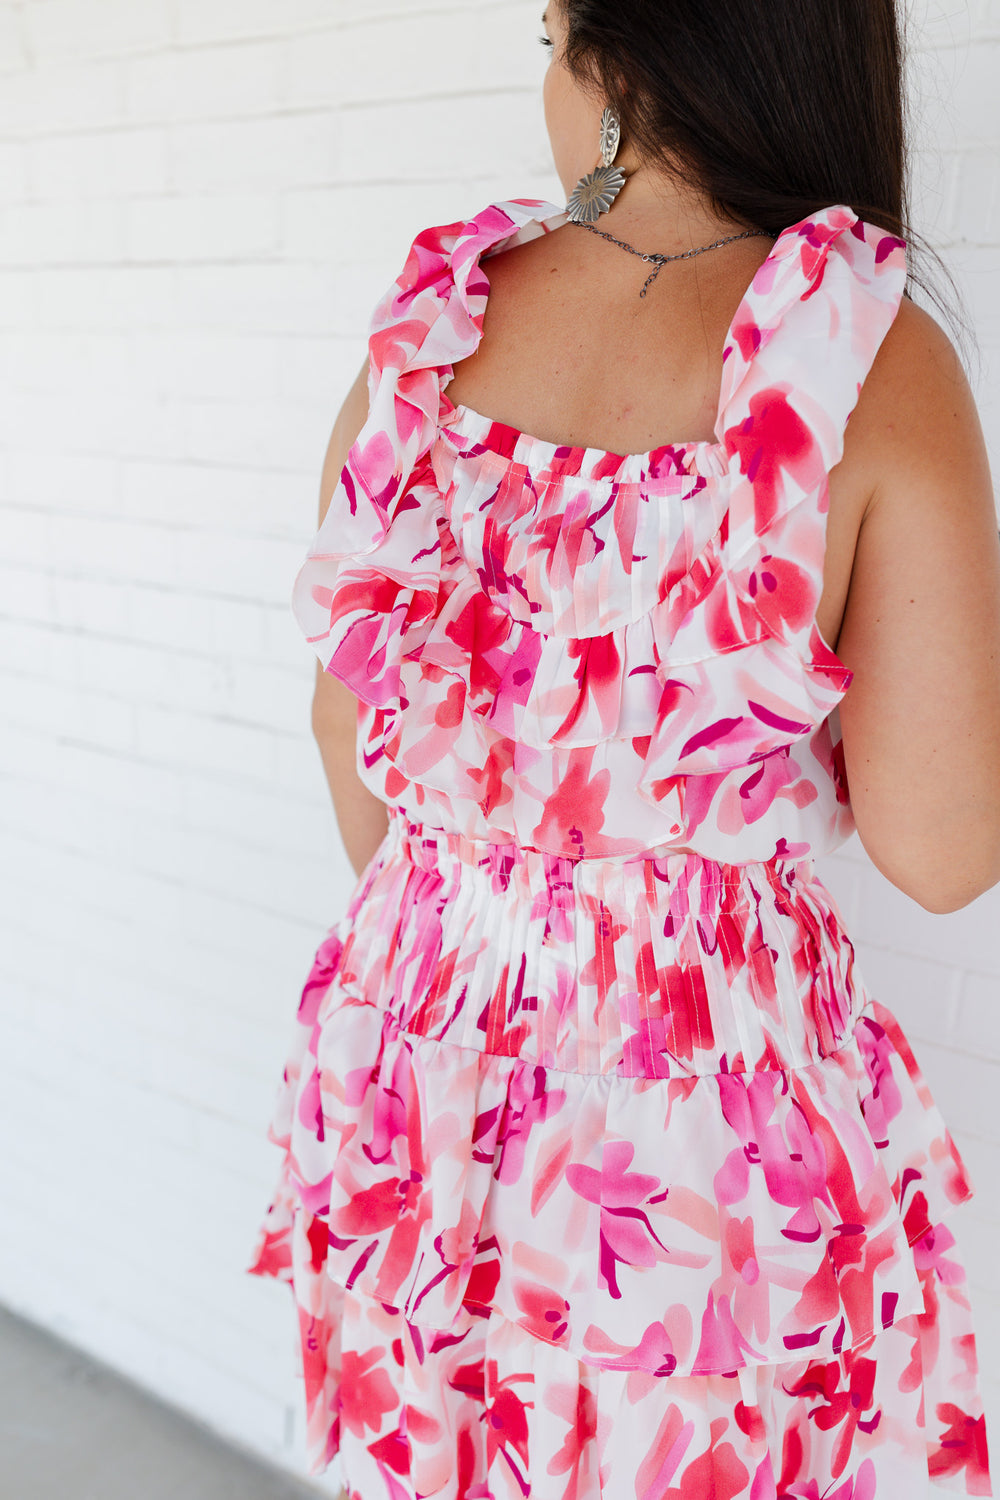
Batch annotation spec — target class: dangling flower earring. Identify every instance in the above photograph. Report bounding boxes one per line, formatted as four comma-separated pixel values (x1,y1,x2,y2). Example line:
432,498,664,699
566,107,626,224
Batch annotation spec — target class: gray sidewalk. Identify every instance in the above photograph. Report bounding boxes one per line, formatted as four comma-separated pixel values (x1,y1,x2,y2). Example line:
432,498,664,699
0,1304,323,1500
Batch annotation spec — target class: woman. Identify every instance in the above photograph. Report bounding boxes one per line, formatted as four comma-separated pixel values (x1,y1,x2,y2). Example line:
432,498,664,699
249,0,1000,1494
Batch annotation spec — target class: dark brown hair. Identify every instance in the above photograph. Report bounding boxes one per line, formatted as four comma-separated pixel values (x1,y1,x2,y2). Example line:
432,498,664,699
561,0,970,354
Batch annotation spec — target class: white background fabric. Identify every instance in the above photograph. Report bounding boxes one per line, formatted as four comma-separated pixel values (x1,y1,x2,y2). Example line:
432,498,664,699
0,0,997,1488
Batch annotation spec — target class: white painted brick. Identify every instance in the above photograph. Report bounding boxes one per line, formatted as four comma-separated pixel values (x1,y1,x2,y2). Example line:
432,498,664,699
175,0,334,46
174,394,328,473
954,971,1000,1060
5,446,119,513
168,113,340,194
126,582,243,655
125,41,282,124
952,150,1000,243
126,335,280,406
0,563,53,623
0,6,28,75
177,773,332,862
959,1137,1000,1224
171,529,305,603
24,0,173,62
30,266,176,331
174,262,337,335
281,180,462,266
957,44,1000,142
0,669,136,749
341,90,544,184
282,5,541,110
0,58,126,137
118,459,306,536
0,270,38,329
48,575,130,634
133,704,277,781
126,193,281,263
0,142,27,199
851,859,1000,976
30,128,168,201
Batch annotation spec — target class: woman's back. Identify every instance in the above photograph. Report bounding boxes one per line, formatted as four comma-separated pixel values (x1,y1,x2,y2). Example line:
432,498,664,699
444,213,775,453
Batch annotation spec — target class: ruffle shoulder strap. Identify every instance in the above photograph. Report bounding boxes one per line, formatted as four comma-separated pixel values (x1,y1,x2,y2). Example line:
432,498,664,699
630,206,908,791
292,200,558,578
718,205,908,565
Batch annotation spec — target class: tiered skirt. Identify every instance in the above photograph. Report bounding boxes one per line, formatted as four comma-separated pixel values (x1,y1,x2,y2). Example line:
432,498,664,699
247,807,992,1497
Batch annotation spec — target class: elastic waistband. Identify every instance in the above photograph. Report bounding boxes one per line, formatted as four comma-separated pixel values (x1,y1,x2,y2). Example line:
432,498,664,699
384,805,816,897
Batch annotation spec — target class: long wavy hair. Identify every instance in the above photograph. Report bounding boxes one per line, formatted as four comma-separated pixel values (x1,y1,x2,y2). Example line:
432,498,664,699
561,0,970,355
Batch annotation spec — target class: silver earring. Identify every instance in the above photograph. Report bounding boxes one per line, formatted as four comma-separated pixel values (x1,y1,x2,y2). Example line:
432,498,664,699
566,108,626,224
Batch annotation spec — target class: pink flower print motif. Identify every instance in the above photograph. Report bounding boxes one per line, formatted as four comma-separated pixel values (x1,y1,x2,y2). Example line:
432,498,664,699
746,552,816,636
794,207,858,289
855,1016,904,1150
665,1428,751,1500
566,1140,671,1297
636,1406,751,1500
471,1065,567,1185
715,1072,838,1247
724,384,821,533
332,1040,434,1297
912,1219,966,1290
544,1381,599,1500
535,752,613,853
495,1065,568,1185
583,1317,680,1377
557,634,624,741
462,1239,502,1315
296,1056,326,1142
620,951,715,1074
723,750,801,829
780,1461,878,1500
579,902,628,1011
782,1349,881,1480
339,1345,400,1439
513,1278,571,1346
929,1404,992,1493
480,1361,533,1492
346,1036,415,1169
297,930,344,1029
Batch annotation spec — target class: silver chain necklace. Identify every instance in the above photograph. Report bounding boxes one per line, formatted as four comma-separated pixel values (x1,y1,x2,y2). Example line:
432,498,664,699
571,220,777,298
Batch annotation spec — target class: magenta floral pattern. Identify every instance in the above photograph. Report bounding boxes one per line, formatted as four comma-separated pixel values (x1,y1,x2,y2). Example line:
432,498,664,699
248,200,992,1497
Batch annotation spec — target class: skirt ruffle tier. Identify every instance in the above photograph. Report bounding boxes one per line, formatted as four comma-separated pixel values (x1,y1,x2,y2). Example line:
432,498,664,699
248,808,991,1498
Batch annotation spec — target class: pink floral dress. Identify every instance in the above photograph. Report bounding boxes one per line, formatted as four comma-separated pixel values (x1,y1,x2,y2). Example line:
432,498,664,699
247,200,993,1498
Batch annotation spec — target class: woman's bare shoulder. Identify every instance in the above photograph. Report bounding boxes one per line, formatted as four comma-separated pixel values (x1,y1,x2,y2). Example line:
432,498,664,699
844,293,979,497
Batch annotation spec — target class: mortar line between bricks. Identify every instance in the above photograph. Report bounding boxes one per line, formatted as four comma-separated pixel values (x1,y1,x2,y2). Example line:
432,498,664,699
0,817,343,926
0,730,328,808
9,85,538,145
0,812,332,909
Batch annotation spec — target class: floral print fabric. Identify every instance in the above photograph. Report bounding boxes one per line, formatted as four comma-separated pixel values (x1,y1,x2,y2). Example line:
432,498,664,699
247,201,992,1496
286,199,905,862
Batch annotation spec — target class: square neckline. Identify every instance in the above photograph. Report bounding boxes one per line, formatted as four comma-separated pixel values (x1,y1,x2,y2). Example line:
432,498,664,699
435,199,800,479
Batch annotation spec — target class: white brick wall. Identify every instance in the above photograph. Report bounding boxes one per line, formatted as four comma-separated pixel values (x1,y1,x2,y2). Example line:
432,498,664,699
0,0,996,1486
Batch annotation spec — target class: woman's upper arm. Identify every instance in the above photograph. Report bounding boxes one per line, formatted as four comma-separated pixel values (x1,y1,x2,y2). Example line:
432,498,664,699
311,357,372,738
835,299,1000,912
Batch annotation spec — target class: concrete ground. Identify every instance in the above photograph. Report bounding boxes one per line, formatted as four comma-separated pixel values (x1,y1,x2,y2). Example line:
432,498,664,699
0,1304,326,1500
